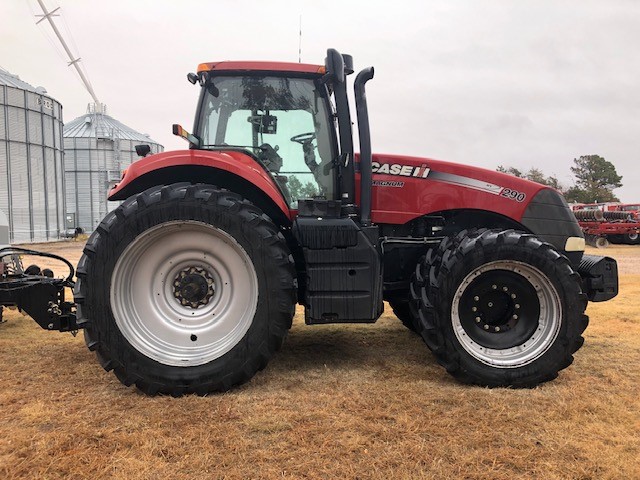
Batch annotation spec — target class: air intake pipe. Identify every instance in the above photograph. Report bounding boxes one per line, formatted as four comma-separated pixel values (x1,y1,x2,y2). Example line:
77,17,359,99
354,67,375,226
325,49,355,203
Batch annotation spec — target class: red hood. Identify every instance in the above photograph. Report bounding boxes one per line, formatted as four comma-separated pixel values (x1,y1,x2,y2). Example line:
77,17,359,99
359,153,549,225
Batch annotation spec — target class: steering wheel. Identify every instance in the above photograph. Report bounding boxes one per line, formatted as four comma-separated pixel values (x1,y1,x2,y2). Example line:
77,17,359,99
290,132,316,144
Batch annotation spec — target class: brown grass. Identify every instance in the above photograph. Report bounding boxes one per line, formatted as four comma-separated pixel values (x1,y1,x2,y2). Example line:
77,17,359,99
0,242,639,479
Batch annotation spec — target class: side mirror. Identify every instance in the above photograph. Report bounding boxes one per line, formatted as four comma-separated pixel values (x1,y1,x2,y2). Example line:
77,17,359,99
325,48,345,84
187,73,198,85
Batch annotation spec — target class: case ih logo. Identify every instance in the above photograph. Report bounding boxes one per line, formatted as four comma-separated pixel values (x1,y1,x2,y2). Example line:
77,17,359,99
371,161,526,201
371,162,430,178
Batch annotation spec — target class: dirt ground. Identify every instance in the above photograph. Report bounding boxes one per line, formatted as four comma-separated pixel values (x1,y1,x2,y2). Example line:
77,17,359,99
0,241,638,479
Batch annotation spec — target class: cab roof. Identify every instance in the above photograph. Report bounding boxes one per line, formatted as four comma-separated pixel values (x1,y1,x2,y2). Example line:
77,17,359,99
197,61,326,75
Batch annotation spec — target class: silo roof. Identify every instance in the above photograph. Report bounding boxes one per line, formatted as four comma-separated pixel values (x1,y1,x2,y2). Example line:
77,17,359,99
64,111,161,145
0,66,44,93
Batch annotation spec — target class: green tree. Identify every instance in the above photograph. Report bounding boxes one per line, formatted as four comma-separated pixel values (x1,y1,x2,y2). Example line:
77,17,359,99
525,167,562,190
287,175,318,200
564,155,622,203
497,165,523,178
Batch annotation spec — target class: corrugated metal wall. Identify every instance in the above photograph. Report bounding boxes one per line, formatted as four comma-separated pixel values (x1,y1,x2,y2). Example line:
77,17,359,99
0,84,65,243
64,133,162,232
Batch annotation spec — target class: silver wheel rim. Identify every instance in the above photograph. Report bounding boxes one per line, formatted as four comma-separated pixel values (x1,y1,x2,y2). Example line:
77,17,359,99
451,260,561,368
110,221,258,367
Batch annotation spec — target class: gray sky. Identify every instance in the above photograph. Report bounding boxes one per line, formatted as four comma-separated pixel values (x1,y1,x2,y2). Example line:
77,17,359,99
1,0,638,201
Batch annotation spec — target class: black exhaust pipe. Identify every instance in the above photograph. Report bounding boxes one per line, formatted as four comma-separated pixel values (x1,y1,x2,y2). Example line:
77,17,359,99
354,67,375,226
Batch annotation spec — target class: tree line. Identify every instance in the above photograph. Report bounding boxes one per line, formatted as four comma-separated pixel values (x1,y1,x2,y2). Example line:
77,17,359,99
497,155,623,203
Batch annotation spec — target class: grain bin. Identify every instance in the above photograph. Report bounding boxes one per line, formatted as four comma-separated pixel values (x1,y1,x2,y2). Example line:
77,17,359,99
63,104,163,233
0,67,65,243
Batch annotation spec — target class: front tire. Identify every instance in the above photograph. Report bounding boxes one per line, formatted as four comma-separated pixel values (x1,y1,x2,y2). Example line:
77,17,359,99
75,183,296,395
411,229,588,387
388,300,419,333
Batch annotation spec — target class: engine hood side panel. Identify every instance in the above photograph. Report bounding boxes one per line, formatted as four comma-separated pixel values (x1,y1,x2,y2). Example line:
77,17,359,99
365,153,547,224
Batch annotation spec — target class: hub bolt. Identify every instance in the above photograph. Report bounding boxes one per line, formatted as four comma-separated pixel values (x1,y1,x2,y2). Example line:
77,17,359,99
474,296,479,301
475,316,481,323
483,325,489,330
512,314,518,320
503,286,508,292
511,293,516,299
515,304,520,309
494,326,500,332
492,285,497,290
472,306,477,312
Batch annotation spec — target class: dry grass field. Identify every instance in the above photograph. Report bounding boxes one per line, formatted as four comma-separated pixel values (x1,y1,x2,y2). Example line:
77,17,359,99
1,241,639,479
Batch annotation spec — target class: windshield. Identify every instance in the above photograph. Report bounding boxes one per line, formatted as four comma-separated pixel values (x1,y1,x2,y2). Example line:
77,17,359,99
197,76,336,207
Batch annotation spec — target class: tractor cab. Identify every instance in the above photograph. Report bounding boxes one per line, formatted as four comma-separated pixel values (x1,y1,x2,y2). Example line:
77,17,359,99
189,51,372,219
193,72,338,207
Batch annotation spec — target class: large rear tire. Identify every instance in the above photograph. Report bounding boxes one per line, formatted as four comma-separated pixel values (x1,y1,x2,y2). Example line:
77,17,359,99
75,183,296,395
411,229,588,387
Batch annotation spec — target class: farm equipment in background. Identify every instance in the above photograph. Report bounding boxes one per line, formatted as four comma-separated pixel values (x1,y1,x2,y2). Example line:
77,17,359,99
572,205,640,247
605,204,640,244
1,49,620,396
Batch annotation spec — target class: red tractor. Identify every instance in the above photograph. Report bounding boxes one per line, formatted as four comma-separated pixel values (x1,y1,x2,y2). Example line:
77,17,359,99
60,49,617,395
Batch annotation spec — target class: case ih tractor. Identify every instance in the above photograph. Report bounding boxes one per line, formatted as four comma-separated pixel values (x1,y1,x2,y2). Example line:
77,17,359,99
2,49,618,395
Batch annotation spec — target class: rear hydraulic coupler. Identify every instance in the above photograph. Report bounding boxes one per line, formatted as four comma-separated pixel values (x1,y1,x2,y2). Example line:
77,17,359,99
0,247,80,333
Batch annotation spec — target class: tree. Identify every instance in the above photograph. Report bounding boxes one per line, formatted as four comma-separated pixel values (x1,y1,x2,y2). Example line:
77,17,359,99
497,166,562,190
524,168,562,190
564,155,622,203
287,175,318,201
497,165,523,178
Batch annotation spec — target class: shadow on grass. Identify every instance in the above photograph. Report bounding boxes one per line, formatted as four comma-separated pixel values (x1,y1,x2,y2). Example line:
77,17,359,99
268,321,443,379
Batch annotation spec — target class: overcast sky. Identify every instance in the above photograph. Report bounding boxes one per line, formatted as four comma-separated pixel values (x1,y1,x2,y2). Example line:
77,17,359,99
1,0,638,201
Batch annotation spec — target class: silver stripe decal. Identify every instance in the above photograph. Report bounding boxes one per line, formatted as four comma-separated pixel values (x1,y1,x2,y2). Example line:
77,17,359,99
426,171,503,195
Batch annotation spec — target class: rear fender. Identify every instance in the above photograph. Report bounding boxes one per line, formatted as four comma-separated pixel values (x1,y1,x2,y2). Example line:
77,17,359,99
109,150,292,225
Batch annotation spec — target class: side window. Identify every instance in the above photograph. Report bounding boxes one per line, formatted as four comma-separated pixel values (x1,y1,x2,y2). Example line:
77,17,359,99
262,110,320,203
225,110,252,146
199,76,336,207
224,109,326,206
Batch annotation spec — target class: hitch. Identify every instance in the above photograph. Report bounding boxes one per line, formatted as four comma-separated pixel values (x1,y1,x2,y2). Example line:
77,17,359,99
0,247,80,333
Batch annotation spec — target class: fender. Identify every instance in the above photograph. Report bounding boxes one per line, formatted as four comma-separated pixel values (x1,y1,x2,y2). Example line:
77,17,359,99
109,149,292,221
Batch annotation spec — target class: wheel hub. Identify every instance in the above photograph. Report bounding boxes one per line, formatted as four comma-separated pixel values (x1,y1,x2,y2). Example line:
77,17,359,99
459,269,540,349
173,266,215,308
472,287,520,333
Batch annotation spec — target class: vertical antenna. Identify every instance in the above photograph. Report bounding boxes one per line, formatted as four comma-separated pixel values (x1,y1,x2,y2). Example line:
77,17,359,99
298,15,302,63
35,0,102,111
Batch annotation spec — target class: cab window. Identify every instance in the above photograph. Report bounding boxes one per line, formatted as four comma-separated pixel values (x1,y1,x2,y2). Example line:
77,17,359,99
198,76,336,207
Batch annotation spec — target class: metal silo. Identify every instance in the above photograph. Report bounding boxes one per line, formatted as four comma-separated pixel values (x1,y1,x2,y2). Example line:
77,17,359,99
63,105,163,233
0,67,65,243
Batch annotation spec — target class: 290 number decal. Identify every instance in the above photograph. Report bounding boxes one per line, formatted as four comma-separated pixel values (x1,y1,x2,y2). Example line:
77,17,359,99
500,188,526,202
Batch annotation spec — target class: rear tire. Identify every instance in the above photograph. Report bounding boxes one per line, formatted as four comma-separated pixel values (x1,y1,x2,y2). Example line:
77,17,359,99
411,229,588,387
75,183,296,395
